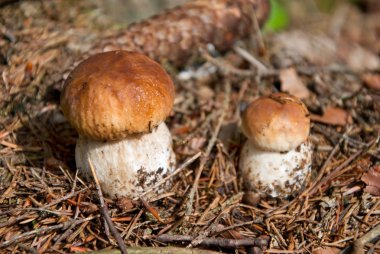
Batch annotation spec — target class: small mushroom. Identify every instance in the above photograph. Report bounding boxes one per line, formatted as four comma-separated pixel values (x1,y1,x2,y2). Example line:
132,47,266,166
60,50,176,198
239,93,312,198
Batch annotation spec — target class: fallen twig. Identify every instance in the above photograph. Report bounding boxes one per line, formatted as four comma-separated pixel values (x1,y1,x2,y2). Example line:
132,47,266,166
233,45,268,74
88,159,128,254
199,48,258,77
156,234,269,249
85,246,222,254
303,127,353,197
190,193,244,247
52,192,83,248
186,81,231,216
212,220,262,236
309,138,378,196
140,151,202,197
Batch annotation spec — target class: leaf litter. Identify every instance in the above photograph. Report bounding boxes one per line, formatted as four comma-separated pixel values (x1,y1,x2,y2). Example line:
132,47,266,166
0,0,380,253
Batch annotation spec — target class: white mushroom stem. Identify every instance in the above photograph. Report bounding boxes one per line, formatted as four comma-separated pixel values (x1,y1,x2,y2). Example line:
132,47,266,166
75,123,175,198
239,141,312,198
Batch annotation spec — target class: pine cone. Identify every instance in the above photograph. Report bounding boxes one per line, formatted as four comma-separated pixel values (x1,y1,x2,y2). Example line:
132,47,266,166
94,0,270,66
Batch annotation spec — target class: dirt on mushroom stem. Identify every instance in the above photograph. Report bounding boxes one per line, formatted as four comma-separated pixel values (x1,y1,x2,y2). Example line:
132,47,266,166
0,0,380,254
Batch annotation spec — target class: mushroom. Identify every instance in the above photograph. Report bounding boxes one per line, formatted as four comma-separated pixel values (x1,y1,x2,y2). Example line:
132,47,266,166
60,50,176,198
239,93,312,198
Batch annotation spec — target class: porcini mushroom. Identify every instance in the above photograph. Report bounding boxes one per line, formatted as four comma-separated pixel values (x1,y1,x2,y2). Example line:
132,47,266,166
60,50,176,198
239,93,312,198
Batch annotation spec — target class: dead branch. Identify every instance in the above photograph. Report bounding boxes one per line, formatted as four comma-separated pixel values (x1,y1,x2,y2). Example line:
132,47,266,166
88,159,128,254
85,247,223,254
186,81,231,216
156,234,269,249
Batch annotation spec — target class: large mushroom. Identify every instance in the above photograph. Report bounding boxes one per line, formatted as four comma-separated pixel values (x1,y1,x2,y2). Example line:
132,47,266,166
60,50,176,198
239,93,312,198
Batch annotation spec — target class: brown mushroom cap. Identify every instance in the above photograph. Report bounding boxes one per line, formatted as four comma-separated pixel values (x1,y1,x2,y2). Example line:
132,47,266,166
241,93,310,152
60,50,175,141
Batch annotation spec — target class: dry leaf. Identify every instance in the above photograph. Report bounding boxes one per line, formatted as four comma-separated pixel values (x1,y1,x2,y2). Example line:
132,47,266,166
44,157,68,169
141,198,163,222
310,106,353,126
172,125,192,135
4,230,20,241
243,191,261,206
69,246,92,252
362,73,380,91
116,197,136,211
312,247,340,254
280,68,310,99
343,44,380,71
189,137,206,151
273,31,337,67
222,228,243,240
361,165,380,196
272,31,380,72
199,85,215,100
218,121,240,149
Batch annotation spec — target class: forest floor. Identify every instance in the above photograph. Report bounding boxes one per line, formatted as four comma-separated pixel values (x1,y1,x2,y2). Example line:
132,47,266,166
0,0,379,253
